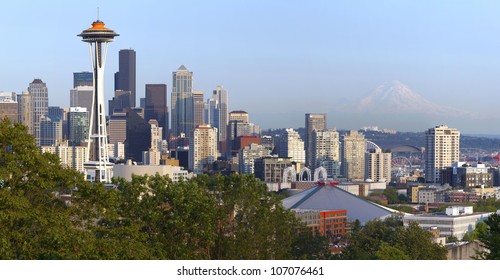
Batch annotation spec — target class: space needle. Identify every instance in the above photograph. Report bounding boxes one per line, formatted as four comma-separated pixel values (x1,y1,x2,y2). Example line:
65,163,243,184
78,17,119,183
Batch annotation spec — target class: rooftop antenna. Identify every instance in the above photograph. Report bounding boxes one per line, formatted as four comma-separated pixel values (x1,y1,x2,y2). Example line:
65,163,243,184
97,7,99,21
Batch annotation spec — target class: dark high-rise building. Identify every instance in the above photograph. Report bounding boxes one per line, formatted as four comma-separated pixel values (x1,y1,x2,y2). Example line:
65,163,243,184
48,106,64,121
73,72,93,87
193,90,204,127
144,84,168,139
108,90,131,116
125,109,151,162
305,113,327,167
115,49,136,107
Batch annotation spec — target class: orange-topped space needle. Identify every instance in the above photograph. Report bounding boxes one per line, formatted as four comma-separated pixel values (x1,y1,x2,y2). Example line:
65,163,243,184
78,16,118,183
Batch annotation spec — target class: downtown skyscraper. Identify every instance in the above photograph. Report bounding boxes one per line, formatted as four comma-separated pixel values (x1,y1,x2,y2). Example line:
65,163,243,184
144,84,168,139
205,85,229,145
115,49,136,107
171,65,193,140
28,79,49,146
305,113,327,167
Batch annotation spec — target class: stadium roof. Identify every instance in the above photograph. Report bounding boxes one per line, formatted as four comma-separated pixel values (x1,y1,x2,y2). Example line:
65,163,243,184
282,185,400,224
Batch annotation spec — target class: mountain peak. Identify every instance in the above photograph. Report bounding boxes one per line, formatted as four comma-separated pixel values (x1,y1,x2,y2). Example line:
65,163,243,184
357,81,454,115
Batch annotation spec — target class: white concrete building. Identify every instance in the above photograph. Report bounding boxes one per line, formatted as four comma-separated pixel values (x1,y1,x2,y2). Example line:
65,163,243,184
403,206,492,240
189,124,218,174
425,125,460,183
279,128,305,164
341,130,366,181
311,129,340,178
366,148,391,183
113,163,189,182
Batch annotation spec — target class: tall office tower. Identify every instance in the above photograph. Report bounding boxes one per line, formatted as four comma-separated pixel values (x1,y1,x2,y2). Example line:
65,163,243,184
73,71,93,87
108,90,131,115
205,97,218,131
278,128,306,164
115,49,136,107
28,79,49,146
0,92,18,122
171,65,193,139
78,18,119,183
125,110,151,162
425,125,460,183
205,85,228,144
311,129,340,178
366,148,391,183
17,91,33,134
305,113,327,167
144,84,168,139
214,86,228,143
68,107,89,146
70,86,93,114
229,110,249,123
238,143,271,174
39,116,63,146
189,124,218,174
193,90,205,127
108,112,127,144
341,130,366,181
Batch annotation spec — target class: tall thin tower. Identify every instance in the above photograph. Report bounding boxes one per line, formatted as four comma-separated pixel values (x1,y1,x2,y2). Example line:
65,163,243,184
78,18,119,183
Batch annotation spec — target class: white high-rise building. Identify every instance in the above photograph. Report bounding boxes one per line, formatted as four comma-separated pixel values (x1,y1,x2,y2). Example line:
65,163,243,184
425,125,460,183
28,79,49,146
149,119,163,152
189,124,218,174
279,128,305,164
341,130,366,181
238,143,271,174
311,129,340,178
366,148,391,183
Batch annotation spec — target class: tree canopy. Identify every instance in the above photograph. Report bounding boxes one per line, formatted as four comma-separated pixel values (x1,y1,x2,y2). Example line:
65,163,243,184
0,118,325,259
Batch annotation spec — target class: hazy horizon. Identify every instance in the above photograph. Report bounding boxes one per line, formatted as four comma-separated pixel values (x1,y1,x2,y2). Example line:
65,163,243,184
2,1,500,134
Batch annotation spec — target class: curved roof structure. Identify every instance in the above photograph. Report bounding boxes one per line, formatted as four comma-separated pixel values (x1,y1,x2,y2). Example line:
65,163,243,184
389,145,421,153
282,185,399,224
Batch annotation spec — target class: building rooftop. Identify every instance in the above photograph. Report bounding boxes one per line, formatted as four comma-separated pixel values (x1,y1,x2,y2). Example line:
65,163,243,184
282,184,399,224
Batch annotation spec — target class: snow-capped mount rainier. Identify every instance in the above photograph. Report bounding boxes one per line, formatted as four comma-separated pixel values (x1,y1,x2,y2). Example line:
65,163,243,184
357,80,462,115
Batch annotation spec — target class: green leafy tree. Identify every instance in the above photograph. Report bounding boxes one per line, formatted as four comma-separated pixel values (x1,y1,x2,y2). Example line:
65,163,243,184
383,187,399,204
342,217,447,260
477,214,500,259
0,118,94,259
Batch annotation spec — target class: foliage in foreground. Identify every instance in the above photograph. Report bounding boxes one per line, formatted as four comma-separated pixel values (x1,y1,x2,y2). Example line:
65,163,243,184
0,118,326,259
339,217,448,260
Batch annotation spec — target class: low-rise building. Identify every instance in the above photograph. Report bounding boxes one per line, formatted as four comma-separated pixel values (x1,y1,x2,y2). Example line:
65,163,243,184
113,163,189,182
403,206,493,240
292,209,347,237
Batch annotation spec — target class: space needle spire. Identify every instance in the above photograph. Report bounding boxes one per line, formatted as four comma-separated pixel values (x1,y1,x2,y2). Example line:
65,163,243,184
78,17,119,183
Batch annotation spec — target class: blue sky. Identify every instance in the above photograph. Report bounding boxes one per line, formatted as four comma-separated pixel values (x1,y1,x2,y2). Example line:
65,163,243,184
2,0,500,133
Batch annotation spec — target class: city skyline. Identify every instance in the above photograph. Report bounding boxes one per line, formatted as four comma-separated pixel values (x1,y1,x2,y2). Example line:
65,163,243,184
3,1,500,133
